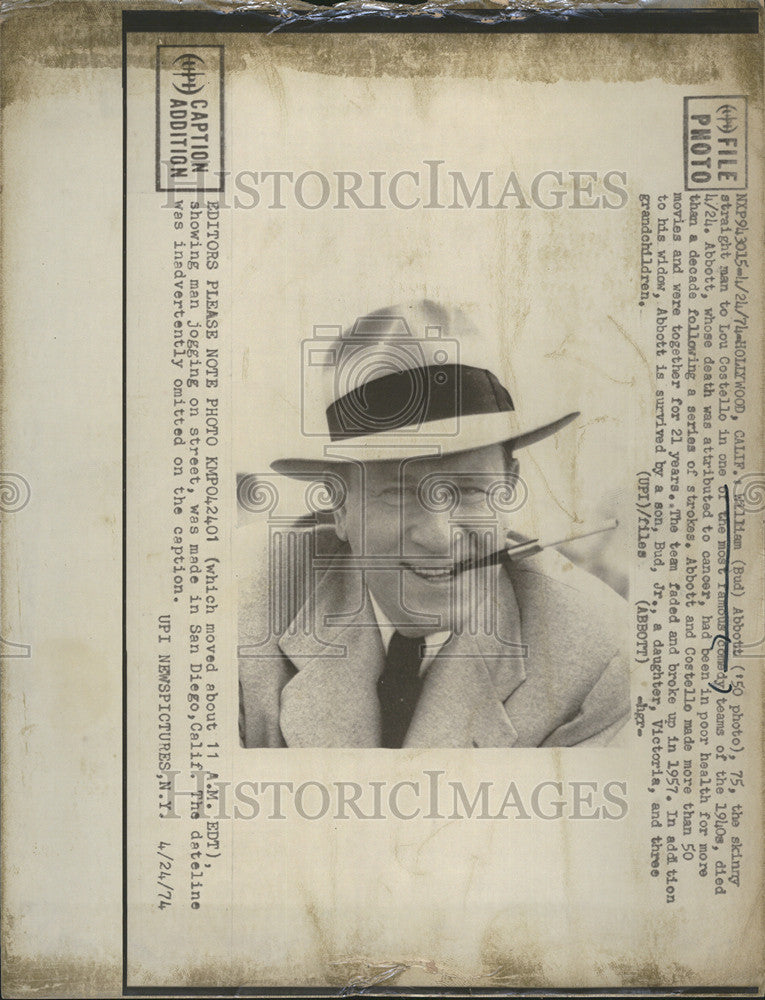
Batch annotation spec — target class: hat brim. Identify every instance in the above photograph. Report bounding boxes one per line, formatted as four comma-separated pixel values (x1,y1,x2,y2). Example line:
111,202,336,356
269,410,580,479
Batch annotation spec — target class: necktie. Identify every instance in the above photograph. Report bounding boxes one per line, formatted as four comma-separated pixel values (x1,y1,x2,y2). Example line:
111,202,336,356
377,631,424,748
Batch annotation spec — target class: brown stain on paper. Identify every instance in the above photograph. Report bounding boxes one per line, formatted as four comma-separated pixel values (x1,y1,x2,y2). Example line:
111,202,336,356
1,956,123,999
1,2,763,107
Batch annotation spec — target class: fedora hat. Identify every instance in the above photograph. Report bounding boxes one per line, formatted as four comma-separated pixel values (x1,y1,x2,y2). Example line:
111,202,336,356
270,299,579,478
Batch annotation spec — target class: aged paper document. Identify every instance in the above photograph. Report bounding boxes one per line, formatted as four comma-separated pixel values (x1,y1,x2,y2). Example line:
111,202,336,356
2,2,763,995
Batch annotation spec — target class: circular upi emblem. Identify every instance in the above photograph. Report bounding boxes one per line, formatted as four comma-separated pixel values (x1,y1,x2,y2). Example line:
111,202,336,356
172,53,207,96
716,103,739,134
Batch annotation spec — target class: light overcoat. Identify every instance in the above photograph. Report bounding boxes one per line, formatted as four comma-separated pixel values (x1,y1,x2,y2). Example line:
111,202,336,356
239,525,630,748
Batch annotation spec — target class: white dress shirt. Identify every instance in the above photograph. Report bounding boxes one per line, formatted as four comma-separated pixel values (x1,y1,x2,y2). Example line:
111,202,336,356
368,591,451,676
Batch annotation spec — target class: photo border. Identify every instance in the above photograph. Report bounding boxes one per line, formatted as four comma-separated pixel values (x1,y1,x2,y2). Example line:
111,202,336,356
122,7,761,995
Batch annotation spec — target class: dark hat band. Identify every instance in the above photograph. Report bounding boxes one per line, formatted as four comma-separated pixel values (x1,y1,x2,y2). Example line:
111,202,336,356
326,364,514,441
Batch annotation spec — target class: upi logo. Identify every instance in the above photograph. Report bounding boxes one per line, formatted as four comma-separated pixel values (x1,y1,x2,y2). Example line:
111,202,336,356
172,52,207,96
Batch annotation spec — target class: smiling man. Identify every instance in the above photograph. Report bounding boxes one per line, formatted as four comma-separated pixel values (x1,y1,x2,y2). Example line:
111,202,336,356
238,300,630,748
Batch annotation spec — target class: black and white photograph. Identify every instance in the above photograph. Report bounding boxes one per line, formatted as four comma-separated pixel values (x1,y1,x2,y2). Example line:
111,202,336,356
1,4,762,995
237,298,630,748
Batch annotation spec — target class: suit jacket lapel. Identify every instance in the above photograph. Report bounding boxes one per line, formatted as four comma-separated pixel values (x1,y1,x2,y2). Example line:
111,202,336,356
278,560,528,749
404,567,527,748
278,565,385,747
